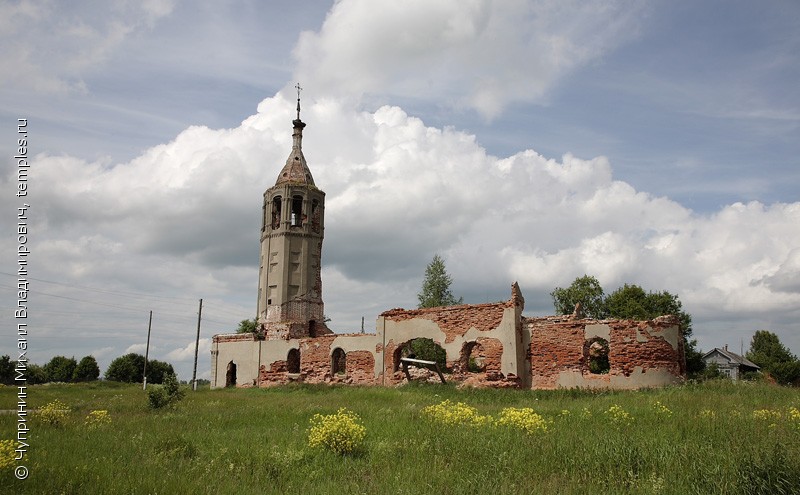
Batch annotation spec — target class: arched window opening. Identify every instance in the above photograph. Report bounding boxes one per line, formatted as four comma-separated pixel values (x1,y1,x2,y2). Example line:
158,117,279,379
261,202,266,232
332,348,346,375
287,349,300,374
586,338,610,374
271,196,282,229
225,361,237,387
309,320,317,338
393,338,447,372
311,199,320,233
291,195,303,227
461,342,486,373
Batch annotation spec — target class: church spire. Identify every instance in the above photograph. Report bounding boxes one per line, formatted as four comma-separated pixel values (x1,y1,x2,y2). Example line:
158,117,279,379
295,82,302,121
276,83,313,186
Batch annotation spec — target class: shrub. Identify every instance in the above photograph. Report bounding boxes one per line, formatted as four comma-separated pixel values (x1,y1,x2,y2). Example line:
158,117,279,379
37,399,71,426
147,372,185,409
147,387,170,409
0,439,15,470
307,408,366,455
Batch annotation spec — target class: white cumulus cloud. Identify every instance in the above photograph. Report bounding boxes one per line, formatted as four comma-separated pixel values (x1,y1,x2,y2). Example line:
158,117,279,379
293,0,646,118
8,91,799,365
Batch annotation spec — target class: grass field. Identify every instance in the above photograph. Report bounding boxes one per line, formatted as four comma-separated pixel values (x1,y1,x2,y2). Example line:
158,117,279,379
1,380,799,494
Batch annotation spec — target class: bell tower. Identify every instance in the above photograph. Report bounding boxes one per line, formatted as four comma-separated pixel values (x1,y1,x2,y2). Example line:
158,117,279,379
256,85,329,339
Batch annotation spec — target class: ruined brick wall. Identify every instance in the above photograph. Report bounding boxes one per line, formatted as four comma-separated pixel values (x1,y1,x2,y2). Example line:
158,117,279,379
381,301,508,344
608,318,685,377
254,334,380,387
379,289,522,388
343,350,375,384
212,286,681,391
527,315,685,390
528,318,586,388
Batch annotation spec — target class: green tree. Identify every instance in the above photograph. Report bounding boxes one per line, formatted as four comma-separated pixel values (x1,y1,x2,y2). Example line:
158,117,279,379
417,254,463,308
145,359,175,385
26,363,47,384
0,355,14,385
106,353,175,384
105,353,146,383
43,356,77,383
550,275,607,319
746,330,800,385
72,355,100,382
236,318,258,334
605,285,693,336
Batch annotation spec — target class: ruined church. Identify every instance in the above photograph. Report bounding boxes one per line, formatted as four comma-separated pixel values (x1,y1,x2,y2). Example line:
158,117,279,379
211,98,686,390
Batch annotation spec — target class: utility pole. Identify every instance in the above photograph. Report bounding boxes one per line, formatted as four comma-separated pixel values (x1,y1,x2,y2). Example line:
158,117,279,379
192,298,203,391
143,310,152,390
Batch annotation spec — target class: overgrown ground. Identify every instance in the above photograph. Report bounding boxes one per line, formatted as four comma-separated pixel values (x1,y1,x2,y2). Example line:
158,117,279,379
1,380,799,494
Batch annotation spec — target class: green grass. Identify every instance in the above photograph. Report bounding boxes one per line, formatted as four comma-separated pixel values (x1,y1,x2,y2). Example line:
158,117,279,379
1,380,799,494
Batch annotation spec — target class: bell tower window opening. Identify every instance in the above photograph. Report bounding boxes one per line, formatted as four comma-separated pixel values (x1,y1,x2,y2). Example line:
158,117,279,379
271,196,282,229
291,195,304,227
311,199,320,233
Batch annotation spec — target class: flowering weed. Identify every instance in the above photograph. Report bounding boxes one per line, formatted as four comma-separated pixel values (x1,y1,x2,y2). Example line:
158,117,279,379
699,409,716,419
652,401,672,417
307,408,366,455
421,399,491,427
0,439,15,470
37,399,71,426
788,407,800,431
85,410,112,428
495,407,548,434
604,404,633,426
752,409,781,421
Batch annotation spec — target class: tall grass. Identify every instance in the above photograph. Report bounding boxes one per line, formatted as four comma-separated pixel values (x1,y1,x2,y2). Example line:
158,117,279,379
1,380,798,494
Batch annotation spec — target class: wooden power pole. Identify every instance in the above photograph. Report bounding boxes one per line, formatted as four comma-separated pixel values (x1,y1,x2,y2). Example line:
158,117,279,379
143,310,152,390
192,299,203,391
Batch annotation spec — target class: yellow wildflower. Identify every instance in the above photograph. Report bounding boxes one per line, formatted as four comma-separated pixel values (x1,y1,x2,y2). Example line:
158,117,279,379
307,408,366,455
495,407,548,434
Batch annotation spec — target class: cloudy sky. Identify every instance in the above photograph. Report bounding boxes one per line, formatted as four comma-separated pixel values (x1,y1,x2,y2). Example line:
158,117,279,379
1,0,799,381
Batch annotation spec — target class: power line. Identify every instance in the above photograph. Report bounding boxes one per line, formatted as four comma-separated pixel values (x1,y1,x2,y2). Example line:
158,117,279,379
0,271,198,303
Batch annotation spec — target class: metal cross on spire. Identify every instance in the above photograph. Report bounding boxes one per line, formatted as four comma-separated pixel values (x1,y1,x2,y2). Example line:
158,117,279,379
295,82,302,120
